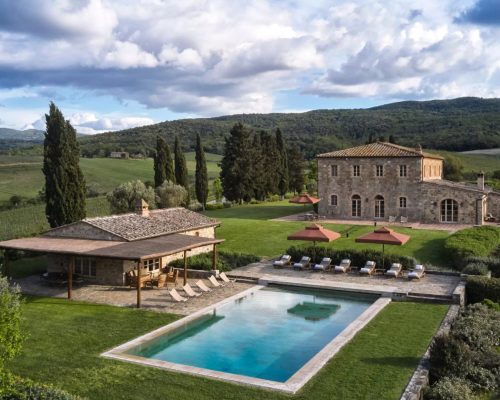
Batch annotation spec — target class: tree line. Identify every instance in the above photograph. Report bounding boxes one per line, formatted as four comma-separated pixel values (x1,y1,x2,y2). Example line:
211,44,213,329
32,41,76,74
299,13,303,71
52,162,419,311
220,123,305,203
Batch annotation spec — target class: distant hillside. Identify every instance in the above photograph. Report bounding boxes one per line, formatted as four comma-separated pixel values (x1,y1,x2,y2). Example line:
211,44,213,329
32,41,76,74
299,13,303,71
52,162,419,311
0,128,44,141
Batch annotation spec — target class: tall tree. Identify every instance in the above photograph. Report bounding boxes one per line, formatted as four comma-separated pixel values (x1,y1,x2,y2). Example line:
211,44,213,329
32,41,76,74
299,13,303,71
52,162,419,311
107,180,156,214
43,102,86,227
275,128,289,198
288,144,306,193
174,136,189,191
164,140,175,183
195,134,209,209
220,123,254,203
251,134,266,201
153,135,167,188
260,131,279,196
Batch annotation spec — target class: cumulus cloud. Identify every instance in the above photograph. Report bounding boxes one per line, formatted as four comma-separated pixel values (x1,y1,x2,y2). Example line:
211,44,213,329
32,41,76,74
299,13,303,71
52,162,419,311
0,0,499,118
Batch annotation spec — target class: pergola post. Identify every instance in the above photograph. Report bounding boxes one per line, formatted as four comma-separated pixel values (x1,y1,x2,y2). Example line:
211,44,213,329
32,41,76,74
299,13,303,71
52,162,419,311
183,250,188,286
68,256,74,300
136,261,142,309
212,243,217,271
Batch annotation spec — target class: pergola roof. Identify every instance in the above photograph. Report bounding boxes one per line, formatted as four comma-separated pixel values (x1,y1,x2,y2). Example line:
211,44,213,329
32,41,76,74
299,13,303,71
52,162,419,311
289,194,321,205
355,227,410,245
0,234,224,261
287,224,341,242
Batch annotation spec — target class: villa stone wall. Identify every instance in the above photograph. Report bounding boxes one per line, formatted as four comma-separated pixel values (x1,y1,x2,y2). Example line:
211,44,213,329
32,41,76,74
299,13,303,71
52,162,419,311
44,222,123,241
161,226,217,266
487,192,500,219
422,158,443,180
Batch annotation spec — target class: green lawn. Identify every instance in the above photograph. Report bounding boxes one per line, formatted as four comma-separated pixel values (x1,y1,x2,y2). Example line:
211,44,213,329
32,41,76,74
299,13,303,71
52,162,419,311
0,153,221,203
206,201,451,267
8,297,448,400
431,150,500,173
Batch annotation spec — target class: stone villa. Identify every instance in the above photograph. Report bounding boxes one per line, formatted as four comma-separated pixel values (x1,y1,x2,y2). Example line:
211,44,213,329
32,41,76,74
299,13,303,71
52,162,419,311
317,142,500,224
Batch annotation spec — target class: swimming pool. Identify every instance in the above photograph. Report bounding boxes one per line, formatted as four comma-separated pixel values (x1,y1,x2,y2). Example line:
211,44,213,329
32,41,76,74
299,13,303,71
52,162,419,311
103,284,391,393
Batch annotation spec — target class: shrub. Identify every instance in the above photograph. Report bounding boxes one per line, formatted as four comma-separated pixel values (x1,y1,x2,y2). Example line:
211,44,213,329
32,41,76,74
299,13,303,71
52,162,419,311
205,203,224,211
2,375,82,399
284,245,417,269
267,195,280,202
223,202,232,208
155,181,188,208
425,377,473,400
462,262,489,276
482,299,500,311
428,334,474,384
463,365,498,392
170,251,259,272
107,180,156,213
466,276,500,304
464,255,500,278
444,227,500,270
187,201,203,211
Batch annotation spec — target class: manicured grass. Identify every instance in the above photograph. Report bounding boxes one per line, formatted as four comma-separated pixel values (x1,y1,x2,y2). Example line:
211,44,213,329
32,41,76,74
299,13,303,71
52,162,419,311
0,153,221,202
207,201,451,267
8,297,448,400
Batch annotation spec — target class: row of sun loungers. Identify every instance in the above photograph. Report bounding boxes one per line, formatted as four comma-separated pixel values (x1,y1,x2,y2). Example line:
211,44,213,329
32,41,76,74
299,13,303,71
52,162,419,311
273,254,425,279
168,272,236,302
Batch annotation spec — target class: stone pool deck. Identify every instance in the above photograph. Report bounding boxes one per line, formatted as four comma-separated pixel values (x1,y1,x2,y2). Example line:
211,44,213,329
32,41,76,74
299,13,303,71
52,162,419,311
13,275,254,315
227,261,464,302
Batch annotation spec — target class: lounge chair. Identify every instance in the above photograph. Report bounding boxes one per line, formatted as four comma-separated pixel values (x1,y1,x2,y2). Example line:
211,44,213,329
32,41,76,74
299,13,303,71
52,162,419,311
400,216,408,224
359,260,376,275
313,257,332,271
334,259,352,273
408,265,425,280
127,270,152,288
293,256,311,270
169,288,188,302
183,283,201,297
156,273,168,288
385,263,402,278
219,272,236,284
273,254,292,268
195,279,212,292
209,275,224,288
389,216,396,224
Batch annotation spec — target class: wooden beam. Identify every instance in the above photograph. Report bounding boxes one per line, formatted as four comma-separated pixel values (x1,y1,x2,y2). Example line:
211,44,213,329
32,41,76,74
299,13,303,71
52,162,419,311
68,256,74,300
212,243,217,271
183,250,187,286
136,261,141,309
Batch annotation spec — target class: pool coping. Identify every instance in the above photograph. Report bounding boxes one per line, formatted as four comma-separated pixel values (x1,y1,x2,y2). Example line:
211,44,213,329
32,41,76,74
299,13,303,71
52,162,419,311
101,282,392,394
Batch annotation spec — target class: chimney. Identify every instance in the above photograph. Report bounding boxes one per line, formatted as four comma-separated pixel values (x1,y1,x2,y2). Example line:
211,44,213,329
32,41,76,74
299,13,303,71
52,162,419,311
415,144,423,154
135,199,150,217
477,171,485,191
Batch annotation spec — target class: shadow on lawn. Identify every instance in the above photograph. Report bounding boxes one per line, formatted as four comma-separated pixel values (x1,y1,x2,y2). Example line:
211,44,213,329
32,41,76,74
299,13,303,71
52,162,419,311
413,237,449,268
361,356,421,368
205,204,311,221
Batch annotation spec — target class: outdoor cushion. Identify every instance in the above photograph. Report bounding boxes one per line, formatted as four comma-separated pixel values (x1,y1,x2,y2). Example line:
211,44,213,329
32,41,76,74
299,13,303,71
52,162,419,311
341,259,350,265
366,261,375,266
415,265,424,270
360,267,371,273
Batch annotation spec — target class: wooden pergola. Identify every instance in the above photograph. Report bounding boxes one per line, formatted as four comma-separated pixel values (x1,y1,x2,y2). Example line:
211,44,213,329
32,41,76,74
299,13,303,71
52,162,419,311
0,233,224,308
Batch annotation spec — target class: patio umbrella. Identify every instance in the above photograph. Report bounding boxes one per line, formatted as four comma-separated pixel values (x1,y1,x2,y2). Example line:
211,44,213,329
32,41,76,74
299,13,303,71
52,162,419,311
288,193,321,205
355,227,410,269
287,223,340,262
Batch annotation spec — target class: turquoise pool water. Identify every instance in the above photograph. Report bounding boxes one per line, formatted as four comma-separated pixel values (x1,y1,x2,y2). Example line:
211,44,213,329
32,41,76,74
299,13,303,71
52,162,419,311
128,286,377,382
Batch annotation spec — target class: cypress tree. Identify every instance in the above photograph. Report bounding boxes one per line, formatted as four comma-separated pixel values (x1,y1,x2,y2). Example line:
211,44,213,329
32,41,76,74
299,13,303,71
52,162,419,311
251,134,265,201
195,134,209,209
275,128,289,198
220,123,254,203
43,102,86,228
288,144,306,193
164,140,175,183
260,131,279,196
154,135,167,188
174,136,189,192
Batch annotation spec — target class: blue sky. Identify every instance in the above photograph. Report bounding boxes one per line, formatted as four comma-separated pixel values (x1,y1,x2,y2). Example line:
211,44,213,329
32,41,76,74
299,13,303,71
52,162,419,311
0,0,499,134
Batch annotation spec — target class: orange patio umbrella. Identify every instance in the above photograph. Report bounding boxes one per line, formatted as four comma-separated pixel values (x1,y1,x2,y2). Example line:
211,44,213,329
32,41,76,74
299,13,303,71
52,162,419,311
287,223,340,261
289,193,321,205
355,227,410,268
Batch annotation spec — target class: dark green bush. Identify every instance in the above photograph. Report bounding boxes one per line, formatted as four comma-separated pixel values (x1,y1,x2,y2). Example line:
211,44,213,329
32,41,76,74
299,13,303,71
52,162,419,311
1,375,81,400
429,333,474,384
462,262,489,276
444,227,500,270
466,276,500,304
464,255,500,278
205,203,224,211
285,245,417,269
170,251,259,272
482,299,500,311
425,377,473,400
222,202,232,208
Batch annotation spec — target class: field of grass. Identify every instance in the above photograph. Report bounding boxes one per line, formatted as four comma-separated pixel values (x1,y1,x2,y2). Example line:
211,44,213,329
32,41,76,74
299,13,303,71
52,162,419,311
8,297,448,400
431,150,500,174
205,201,452,267
0,152,221,203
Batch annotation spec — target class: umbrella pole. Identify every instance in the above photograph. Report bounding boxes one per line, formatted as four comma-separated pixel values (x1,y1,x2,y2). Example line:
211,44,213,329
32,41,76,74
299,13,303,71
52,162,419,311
382,243,385,269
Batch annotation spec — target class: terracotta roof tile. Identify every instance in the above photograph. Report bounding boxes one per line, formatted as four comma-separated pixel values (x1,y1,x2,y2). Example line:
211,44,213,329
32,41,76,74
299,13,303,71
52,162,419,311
81,208,218,241
317,142,443,159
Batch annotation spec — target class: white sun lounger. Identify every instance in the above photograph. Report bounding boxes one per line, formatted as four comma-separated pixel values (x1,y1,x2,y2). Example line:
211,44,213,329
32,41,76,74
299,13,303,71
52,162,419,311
209,275,224,288
334,259,352,273
183,283,201,297
313,257,332,271
385,263,402,278
408,265,425,280
169,288,188,302
219,272,236,284
359,260,376,275
273,254,292,268
293,256,311,270
195,279,212,292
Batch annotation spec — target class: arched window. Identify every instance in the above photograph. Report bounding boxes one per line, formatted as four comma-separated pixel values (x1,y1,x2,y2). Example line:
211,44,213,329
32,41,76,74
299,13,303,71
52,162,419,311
352,195,361,217
399,197,407,208
375,195,385,218
330,194,338,206
441,199,458,222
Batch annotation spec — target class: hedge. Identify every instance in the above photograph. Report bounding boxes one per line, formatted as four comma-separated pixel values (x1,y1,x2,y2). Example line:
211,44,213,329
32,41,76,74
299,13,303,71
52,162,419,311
285,245,417,270
463,255,500,278
466,276,500,304
0,375,81,400
444,227,500,270
170,250,260,272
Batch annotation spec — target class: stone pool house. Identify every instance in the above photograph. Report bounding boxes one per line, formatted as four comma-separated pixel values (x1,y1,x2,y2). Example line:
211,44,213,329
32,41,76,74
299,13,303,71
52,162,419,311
0,200,223,289
317,142,500,224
